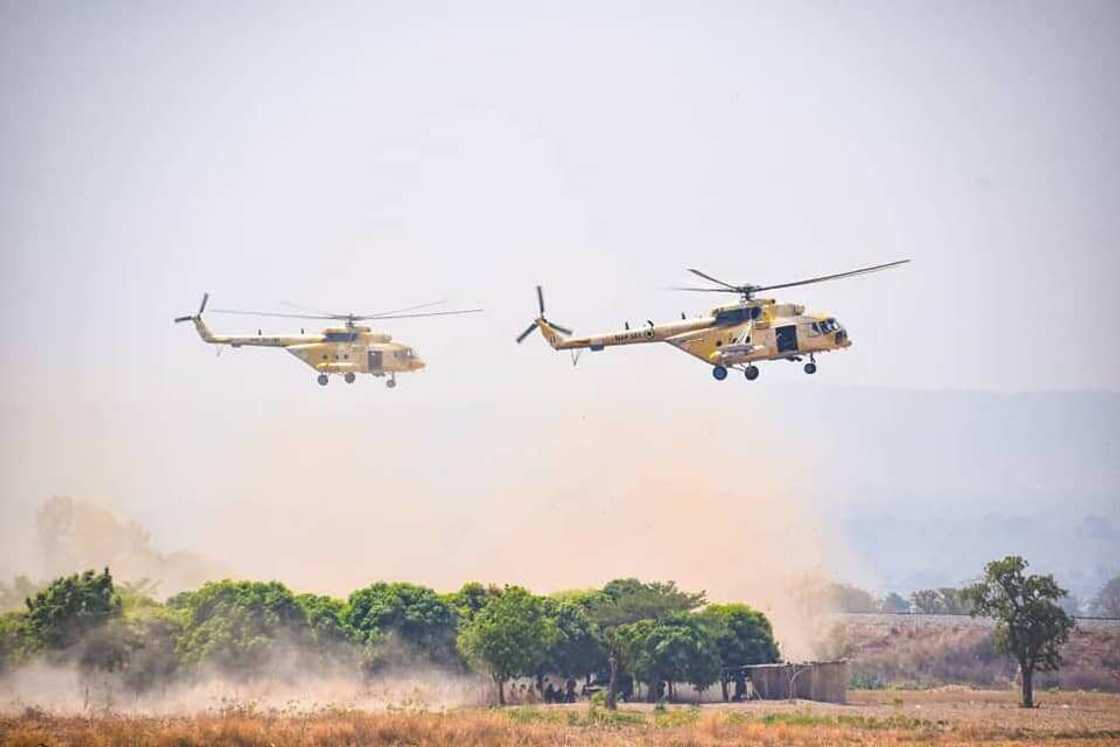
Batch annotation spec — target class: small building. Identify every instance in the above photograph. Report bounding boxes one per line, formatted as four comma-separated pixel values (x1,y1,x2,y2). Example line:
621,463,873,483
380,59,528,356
726,660,848,704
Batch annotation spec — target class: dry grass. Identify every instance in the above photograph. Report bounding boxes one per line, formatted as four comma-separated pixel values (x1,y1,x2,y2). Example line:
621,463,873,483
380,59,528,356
3,690,1118,746
835,618,1120,692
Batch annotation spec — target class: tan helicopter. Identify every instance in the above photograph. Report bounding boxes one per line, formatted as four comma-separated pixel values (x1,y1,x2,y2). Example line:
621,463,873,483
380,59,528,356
174,295,482,387
516,260,909,380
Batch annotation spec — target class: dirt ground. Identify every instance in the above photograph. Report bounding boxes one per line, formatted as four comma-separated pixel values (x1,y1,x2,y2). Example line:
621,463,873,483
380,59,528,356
2,689,1118,746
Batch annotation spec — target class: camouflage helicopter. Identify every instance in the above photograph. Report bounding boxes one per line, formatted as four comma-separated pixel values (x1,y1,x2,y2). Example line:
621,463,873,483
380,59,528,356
516,259,909,381
174,295,482,387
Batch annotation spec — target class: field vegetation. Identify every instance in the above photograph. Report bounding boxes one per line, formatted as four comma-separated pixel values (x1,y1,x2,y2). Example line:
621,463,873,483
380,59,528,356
3,689,1119,746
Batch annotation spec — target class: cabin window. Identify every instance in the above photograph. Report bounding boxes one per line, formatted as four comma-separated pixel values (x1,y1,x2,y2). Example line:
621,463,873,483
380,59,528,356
715,308,750,325
324,331,357,343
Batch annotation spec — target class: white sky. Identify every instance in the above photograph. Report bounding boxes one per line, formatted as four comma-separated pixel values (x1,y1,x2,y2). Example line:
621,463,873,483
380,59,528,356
1,0,1117,402
0,2,1117,596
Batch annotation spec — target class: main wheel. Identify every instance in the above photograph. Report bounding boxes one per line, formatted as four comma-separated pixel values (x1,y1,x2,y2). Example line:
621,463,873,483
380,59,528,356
804,362,817,375
344,372,356,383
712,366,728,381
744,365,760,381
317,374,329,386
386,378,397,389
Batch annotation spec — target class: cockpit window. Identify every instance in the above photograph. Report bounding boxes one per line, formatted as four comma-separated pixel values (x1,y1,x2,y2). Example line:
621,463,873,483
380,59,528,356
816,318,839,333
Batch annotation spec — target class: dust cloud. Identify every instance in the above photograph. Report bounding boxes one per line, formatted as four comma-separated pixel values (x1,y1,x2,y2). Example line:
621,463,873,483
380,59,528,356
0,662,489,715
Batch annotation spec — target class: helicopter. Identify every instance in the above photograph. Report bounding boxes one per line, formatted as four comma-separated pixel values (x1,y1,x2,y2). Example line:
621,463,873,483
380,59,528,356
516,259,909,381
174,294,482,387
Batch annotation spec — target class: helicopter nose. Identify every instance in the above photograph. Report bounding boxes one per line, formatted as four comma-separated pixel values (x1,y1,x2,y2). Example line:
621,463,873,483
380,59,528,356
836,328,851,347
411,357,426,370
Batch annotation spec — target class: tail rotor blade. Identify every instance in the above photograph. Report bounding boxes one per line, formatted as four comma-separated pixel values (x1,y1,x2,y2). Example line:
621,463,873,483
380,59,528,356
198,293,210,315
536,286,545,316
516,321,539,343
549,321,573,336
173,315,193,323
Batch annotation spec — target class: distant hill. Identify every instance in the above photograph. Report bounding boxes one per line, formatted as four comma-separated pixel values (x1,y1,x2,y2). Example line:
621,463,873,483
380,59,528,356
780,389,1119,600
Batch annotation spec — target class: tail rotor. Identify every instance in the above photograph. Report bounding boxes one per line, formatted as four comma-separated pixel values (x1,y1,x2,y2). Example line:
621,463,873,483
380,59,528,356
516,285,572,343
175,293,209,323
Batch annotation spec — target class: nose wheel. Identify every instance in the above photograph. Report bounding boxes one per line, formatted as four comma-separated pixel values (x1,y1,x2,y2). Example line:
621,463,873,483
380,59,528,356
317,374,329,386
344,372,356,384
804,354,817,375
386,375,397,389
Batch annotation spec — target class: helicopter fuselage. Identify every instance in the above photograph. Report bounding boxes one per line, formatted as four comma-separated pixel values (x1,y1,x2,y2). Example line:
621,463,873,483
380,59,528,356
538,299,851,368
188,318,425,377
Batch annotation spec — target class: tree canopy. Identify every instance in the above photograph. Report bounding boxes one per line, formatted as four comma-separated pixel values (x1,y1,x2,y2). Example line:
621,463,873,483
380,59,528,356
168,580,308,676
345,582,458,666
25,568,121,651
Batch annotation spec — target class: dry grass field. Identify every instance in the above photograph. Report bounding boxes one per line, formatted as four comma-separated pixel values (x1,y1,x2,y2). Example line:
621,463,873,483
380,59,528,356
2,689,1118,746
835,615,1120,692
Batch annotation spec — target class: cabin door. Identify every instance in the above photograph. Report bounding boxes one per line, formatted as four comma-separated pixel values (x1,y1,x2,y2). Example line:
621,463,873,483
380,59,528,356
775,325,799,354
367,350,383,372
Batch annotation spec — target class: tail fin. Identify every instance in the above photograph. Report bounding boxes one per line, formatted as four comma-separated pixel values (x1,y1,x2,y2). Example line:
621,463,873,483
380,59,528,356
192,316,217,343
536,318,571,349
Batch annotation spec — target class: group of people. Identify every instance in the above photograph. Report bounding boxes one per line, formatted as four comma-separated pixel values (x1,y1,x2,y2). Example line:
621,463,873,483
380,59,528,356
504,677,580,705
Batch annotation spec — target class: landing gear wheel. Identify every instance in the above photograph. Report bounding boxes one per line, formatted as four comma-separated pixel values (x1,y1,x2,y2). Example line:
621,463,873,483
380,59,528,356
744,365,760,381
712,366,728,381
804,362,817,375
317,374,329,386
386,378,397,389
344,372,356,384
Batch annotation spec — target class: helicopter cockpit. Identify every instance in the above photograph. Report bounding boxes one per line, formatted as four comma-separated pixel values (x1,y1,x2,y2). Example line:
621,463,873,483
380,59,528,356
393,346,425,369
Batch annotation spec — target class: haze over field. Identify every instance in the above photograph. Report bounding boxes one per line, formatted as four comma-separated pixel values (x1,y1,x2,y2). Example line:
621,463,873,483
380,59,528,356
1,0,1118,657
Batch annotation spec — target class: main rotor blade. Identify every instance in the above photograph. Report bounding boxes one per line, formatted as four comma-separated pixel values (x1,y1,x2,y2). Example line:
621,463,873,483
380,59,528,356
353,308,484,321
669,286,741,293
516,321,539,343
536,286,545,315
752,259,911,293
280,300,336,316
209,308,336,320
362,299,448,318
686,268,741,290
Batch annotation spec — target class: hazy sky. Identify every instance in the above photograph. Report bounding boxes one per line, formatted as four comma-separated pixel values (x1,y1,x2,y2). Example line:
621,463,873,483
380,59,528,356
1,2,1117,604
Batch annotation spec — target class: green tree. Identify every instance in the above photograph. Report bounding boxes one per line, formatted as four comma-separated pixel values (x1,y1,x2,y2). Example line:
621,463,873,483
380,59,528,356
617,613,720,702
345,582,458,668
910,587,972,615
169,580,308,677
879,592,910,614
541,599,606,684
696,603,779,701
589,578,707,709
1091,576,1120,618
25,568,121,651
962,556,1075,708
457,586,556,705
